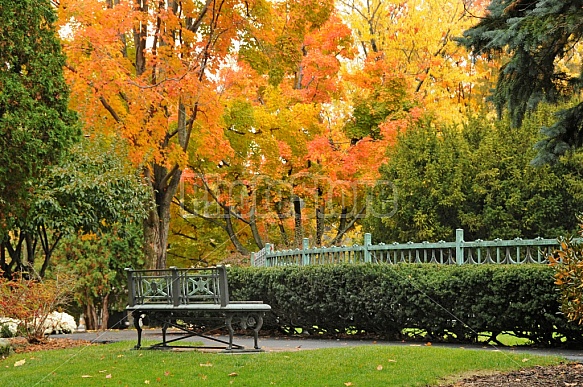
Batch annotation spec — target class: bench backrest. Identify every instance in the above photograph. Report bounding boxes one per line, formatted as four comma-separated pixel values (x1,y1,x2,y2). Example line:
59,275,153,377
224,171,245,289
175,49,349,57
125,266,230,307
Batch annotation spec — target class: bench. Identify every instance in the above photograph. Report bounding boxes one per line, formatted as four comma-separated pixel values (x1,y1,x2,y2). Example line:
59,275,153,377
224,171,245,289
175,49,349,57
125,266,271,351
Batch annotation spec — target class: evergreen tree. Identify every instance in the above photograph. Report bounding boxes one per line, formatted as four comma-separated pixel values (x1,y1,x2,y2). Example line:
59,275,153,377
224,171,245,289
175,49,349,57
366,110,583,243
0,0,79,233
459,0,583,165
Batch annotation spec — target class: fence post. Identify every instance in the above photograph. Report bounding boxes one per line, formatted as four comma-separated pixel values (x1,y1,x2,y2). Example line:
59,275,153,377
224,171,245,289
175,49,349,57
170,266,180,306
302,238,310,266
250,252,256,267
364,233,372,263
455,229,464,265
125,268,135,307
264,243,271,267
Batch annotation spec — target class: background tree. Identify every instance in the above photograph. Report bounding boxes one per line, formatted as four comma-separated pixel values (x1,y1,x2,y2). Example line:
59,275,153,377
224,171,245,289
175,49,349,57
459,0,583,164
340,0,490,123
367,106,583,243
1,135,149,279
174,0,496,255
56,0,273,269
176,6,372,252
0,0,79,268
53,223,144,330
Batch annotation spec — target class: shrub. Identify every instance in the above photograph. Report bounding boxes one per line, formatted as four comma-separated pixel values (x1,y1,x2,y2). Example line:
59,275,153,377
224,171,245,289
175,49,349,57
228,264,583,346
0,273,73,343
549,231,583,326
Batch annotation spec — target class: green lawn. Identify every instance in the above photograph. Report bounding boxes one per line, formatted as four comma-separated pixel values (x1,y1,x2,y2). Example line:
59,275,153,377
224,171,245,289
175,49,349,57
0,341,566,386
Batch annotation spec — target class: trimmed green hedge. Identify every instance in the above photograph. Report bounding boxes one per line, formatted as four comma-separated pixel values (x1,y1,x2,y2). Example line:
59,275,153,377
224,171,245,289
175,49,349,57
228,264,583,346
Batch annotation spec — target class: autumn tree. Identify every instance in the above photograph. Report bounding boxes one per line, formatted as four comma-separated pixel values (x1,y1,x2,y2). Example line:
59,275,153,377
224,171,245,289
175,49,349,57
56,0,279,268
459,0,583,165
175,4,373,253
0,0,79,268
174,6,408,252
340,0,490,123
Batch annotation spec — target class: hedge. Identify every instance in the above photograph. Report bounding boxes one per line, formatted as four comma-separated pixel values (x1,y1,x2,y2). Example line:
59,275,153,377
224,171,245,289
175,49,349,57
227,264,583,346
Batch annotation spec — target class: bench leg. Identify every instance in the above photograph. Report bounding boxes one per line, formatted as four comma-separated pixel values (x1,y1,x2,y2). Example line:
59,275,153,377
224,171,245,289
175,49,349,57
161,321,168,347
132,311,143,349
252,314,264,350
225,314,234,350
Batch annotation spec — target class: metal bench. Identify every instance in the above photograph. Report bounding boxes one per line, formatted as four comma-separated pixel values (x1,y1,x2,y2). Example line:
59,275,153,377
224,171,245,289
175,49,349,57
125,266,271,351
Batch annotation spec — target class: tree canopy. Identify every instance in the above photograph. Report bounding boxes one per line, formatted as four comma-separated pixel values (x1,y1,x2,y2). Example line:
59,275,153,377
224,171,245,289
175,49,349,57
459,0,583,165
0,0,79,234
367,106,583,243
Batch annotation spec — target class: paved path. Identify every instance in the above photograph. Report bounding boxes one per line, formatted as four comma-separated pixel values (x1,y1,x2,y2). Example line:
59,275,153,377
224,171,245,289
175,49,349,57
53,329,583,362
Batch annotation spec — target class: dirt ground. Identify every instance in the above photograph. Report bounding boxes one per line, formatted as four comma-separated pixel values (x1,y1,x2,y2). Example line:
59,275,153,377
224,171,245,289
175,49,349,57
443,363,583,386
5,338,583,386
7,337,95,354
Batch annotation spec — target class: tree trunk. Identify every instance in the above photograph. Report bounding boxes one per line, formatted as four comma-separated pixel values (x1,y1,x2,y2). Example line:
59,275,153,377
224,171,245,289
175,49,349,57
293,196,303,247
330,206,366,246
101,293,110,331
315,187,324,246
224,206,250,255
249,207,264,249
84,301,99,331
316,207,325,246
142,162,183,269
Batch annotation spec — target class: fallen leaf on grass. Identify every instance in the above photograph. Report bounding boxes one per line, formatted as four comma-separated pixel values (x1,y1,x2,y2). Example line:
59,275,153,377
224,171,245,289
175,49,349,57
425,342,432,346
522,358,530,362
200,362,213,367
81,375,92,378
117,354,124,358
164,371,171,376
376,365,383,371
388,359,397,363
105,374,112,379
14,359,25,367
344,383,353,386
229,372,238,377
144,380,150,384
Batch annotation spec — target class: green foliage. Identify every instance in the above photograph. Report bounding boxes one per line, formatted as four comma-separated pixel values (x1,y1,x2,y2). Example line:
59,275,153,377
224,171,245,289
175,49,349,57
1,134,150,279
54,222,145,316
459,0,583,164
367,117,470,242
33,135,150,235
366,110,583,242
0,323,16,339
343,78,411,141
0,0,80,232
228,264,583,346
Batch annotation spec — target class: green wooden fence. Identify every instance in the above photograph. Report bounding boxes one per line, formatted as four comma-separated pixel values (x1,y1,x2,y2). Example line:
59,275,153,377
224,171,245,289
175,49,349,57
251,229,570,267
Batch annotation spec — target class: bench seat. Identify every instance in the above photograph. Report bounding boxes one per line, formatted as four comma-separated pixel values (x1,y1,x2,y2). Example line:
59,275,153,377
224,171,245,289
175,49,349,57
127,303,272,312
125,266,271,351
